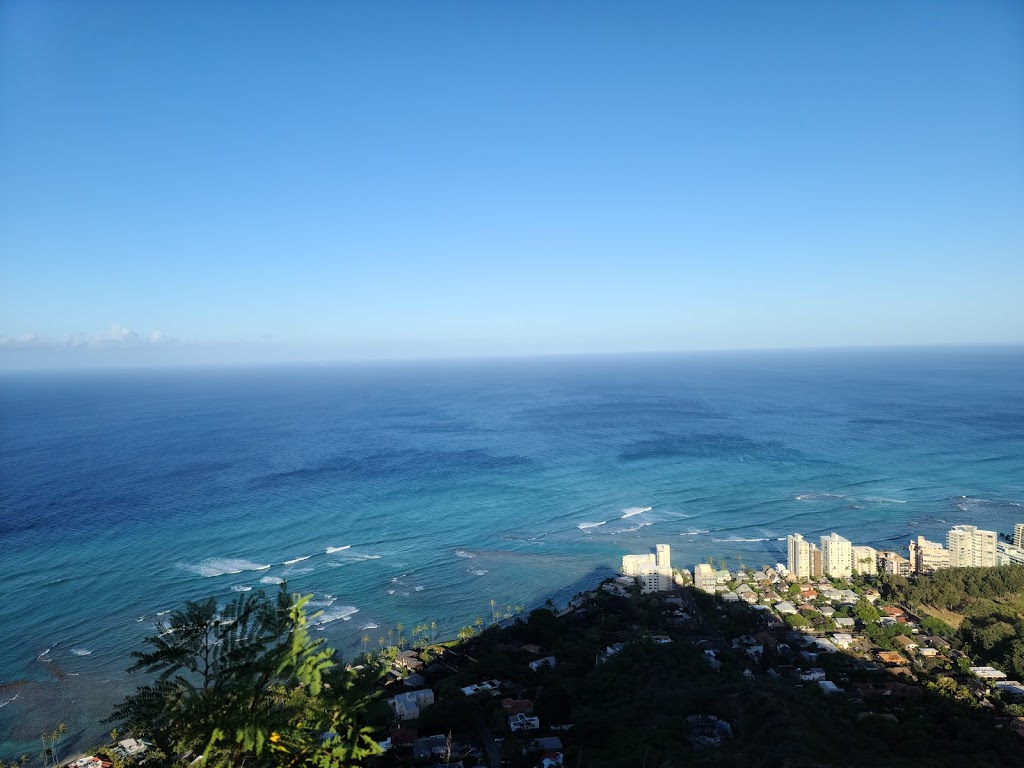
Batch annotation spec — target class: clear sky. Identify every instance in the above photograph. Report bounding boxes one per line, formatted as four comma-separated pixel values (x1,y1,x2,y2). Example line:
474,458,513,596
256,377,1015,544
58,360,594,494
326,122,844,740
1,1,1022,368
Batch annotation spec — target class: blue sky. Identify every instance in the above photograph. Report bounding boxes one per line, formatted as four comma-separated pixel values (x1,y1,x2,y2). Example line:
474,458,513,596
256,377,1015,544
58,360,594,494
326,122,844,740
1,1,1022,367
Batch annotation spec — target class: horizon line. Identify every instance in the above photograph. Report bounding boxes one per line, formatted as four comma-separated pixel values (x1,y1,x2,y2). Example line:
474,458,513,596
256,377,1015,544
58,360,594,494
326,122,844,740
2,340,1022,374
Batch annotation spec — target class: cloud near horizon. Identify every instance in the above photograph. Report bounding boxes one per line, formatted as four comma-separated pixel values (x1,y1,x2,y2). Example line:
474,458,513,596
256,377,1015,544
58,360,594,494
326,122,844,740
0,324,177,349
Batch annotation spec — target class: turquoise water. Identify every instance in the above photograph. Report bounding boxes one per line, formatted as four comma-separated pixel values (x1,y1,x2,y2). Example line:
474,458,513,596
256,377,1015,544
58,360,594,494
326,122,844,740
2,347,1023,757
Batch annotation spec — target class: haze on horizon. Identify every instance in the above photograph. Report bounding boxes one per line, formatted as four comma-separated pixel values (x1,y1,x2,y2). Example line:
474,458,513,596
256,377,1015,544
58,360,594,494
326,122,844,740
1,1,1022,370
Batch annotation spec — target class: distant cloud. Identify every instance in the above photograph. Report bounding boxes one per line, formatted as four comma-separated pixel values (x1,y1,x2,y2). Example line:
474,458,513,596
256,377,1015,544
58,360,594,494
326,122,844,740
0,324,177,349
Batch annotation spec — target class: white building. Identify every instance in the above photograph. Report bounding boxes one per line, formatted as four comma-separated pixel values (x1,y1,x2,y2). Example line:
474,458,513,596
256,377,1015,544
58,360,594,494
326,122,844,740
529,656,557,672
908,536,949,574
509,714,540,732
622,545,673,593
694,563,716,594
947,525,997,567
787,533,811,580
820,533,852,578
1014,523,1024,550
387,689,435,720
997,541,1024,566
851,545,877,576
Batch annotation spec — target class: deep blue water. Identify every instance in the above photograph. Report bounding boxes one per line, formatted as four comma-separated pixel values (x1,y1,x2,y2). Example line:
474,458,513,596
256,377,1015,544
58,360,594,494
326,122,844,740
2,347,1023,757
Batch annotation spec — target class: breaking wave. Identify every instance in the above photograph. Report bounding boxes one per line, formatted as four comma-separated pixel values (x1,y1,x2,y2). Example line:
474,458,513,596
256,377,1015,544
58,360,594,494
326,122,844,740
183,558,272,578
312,605,359,627
325,545,351,554
283,555,312,565
468,569,489,576
621,506,652,518
578,521,607,530
70,648,92,656
260,576,284,585
454,550,476,559
231,585,252,592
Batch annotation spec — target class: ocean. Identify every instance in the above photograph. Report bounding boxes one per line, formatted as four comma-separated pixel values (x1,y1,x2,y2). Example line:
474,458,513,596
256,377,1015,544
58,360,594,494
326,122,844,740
1,346,1023,758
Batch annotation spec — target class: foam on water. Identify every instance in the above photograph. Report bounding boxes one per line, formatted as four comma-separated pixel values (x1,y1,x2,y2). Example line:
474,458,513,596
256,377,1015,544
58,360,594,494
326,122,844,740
621,506,652,518
283,555,313,565
311,605,359,628
469,569,488,576
454,549,476,558
70,648,92,656
260,576,284,585
578,521,607,530
183,558,272,578
231,585,252,592
325,545,351,554
0,695,19,709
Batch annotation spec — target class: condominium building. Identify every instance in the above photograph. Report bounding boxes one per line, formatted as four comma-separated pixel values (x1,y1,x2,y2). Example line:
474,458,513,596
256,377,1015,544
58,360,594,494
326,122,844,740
947,525,997,568
810,544,823,579
622,545,673,594
996,541,1024,566
908,536,949,574
1014,523,1024,550
820,532,852,578
788,534,811,580
851,545,878,576
694,562,717,594
878,550,911,577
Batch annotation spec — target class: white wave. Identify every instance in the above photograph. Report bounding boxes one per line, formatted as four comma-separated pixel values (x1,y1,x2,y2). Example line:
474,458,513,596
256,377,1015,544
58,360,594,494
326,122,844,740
37,646,52,660
415,586,425,591
621,506,652,518
70,648,92,656
468,568,489,576
386,589,396,595
454,549,476,559
260,576,284,585
0,694,19,708
680,528,710,536
712,536,772,543
308,596,336,608
156,610,171,616
795,493,845,501
578,521,607,530
860,496,907,504
231,585,252,592
183,558,272,578
325,545,351,554
351,553,382,560
283,555,312,565
361,623,379,630
311,605,359,627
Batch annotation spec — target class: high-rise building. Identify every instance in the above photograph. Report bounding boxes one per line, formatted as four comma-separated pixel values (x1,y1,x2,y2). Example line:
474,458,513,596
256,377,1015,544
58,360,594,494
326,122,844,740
810,544,823,579
878,551,911,577
947,525,997,568
908,536,949,574
622,546,673,593
997,541,1024,566
694,563,716,594
1014,523,1024,550
656,544,671,568
820,532,852,578
851,545,878,575
787,534,810,580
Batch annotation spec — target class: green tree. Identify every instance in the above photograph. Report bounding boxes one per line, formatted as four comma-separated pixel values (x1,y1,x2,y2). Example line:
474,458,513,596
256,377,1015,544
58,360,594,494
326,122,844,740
107,587,380,768
852,598,881,624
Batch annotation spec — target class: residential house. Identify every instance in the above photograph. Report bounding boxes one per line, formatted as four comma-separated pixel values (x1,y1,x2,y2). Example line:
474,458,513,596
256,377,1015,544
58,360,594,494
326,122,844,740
388,689,435,720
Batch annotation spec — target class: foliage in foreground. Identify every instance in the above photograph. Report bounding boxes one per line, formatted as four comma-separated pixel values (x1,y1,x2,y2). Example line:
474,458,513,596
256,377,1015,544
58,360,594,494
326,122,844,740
106,587,380,768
